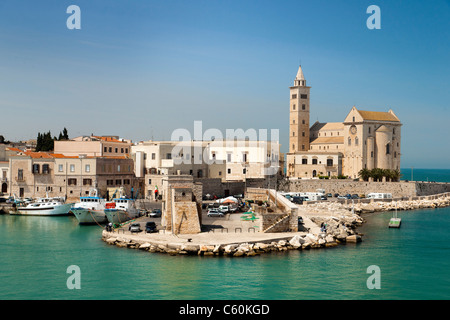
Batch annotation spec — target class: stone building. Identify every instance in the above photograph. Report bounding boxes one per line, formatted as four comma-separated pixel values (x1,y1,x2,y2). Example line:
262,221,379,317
286,66,402,179
9,151,139,201
160,175,202,235
54,135,132,157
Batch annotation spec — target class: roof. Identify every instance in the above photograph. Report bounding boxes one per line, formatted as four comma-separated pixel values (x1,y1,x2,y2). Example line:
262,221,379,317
310,122,344,132
310,137,344,144
357,110,400,122
295,65,305,81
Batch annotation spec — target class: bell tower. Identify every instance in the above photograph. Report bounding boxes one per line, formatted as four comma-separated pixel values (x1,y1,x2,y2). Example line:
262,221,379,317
289,65,311,153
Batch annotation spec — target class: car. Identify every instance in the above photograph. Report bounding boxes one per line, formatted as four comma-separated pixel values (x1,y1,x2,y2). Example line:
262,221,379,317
207,209,224,217
337,195,347,200
320,196,328,200
149,209,161,217
129,223,142,233
334,193,339,198
145,221,157,233
351,194,359,199
326,193,333,198
298,216,304,224
218,205,230,213
292,196,303,204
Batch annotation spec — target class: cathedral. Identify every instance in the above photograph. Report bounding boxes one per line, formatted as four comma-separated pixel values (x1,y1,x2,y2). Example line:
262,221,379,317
286,66,402,179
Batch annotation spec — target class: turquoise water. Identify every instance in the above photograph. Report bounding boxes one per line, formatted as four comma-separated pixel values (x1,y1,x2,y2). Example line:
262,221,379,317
401,168,450,183
1,206,450,300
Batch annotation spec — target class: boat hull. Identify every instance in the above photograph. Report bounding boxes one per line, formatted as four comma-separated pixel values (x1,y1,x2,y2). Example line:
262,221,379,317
13,203,72,216
105,209,139,225
72,208,108,224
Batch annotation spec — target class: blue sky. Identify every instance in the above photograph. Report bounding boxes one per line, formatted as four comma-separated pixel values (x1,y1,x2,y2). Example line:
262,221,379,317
0,0,449,168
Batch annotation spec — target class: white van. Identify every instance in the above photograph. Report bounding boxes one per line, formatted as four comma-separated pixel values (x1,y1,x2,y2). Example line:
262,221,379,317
367,193,392,199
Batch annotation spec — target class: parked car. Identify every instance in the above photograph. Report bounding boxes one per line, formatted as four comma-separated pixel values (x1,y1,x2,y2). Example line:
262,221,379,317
149,209,161,217
207,209,224,217
320,196,328,200
351,194,359,199
129,223,142,233
298,216,304,224
334,193,339,198
292,196,303,204
326,193,333,198
145,221,157,233
218,205,230,213
337,195,347,200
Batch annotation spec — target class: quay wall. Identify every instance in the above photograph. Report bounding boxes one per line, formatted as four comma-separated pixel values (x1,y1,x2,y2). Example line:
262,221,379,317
279,179,450,197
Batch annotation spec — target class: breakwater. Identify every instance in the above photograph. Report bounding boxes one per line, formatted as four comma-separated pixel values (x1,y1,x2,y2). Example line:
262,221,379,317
101,192,450,257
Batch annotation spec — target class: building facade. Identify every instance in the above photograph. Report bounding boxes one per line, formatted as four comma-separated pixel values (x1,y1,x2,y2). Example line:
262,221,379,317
286,66,402,179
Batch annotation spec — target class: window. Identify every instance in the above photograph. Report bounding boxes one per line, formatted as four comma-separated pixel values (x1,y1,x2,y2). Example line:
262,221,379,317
243,168,247,174
148,179,152,185
152,153,156,160
292,131,295,137
302,104,306,110
115,179,122,185
104,147,107,153
393,128,396,135
355,137,359,146
242,153,248,162
227,153,232,162
312,158,318,165
302,144,305,150
58,164,63,172
83,179,92,186
108,147,112,153
125,148,128,153
293,120,295,124
302,158,307,165
32,164,40,174
291,94,297,99
386,143,391,155
42,164,50,174
371,151,374,158
68,178,77,186
85,164,90,173
348,138,351,146
117,165,120,172
302,119,305,124
227,168,231,174
107,180,114,186
166,153,172,160
394,152,397,158
70,164,75,172
123,179,130,185
302,131,305,137
293,104,296,110
301,94,307,99
18,169,24,181
327,159,333,166
353,116,355,122
121,148,124,153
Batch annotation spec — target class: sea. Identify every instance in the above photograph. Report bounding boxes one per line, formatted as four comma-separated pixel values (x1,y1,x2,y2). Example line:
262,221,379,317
1,169,450,301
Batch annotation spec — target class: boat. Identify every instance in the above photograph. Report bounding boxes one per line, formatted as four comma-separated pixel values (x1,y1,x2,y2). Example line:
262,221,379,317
71,188,108,225
388,203,401,228
104,187,139,225
13,195,72,216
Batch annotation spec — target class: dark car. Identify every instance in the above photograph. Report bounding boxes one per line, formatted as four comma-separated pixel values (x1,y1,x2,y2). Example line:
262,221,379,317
129,223,142,233
292,196,303,204
145,221,157,233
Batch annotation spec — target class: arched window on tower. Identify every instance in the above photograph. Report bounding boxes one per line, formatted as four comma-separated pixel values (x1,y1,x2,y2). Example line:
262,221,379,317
386,143,391,155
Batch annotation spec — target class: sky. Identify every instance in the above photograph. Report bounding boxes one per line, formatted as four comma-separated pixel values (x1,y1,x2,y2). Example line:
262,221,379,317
0,0,449,169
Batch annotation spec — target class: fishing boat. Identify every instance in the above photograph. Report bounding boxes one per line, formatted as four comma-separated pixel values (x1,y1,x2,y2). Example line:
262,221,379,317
71,188,108,225
13,195,72,216
104,187,139,225
388,203,401,228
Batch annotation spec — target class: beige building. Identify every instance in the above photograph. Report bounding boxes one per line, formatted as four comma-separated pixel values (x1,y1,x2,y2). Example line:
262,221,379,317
286,66,402,179
9,151,139,201
54,135,132,157
132,139,281,199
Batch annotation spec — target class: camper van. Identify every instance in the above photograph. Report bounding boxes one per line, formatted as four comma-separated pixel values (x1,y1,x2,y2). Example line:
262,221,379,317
367,193,392,199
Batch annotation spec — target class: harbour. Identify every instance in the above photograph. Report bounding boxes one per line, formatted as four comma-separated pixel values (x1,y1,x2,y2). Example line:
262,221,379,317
2,203,450,299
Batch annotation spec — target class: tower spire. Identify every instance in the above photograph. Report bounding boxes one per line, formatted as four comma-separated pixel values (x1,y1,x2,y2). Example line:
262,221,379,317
294,65,306,86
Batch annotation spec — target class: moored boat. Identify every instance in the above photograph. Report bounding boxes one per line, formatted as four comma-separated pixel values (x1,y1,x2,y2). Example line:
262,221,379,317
104,188,139,225
71,188,108,225
13,196,72,216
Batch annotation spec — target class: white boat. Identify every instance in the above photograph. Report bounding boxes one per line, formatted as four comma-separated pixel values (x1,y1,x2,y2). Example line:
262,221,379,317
104,188,139,225
13,196,72,216
71,188,108,225
388,202,401,228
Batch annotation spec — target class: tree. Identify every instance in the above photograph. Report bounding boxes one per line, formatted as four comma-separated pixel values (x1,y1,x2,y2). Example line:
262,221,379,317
358,168,371,181
370,168,384,182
